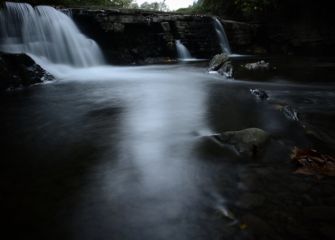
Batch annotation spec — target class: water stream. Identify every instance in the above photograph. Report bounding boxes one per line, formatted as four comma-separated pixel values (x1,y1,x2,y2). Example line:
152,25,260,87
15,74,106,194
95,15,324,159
1,2,335,240
213,17,232,54
175,39,192,61
0,2,104,67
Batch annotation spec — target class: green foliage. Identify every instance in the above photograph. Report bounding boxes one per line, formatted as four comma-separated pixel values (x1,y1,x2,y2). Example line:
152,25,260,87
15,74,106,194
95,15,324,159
180,0,333,23
109,0,133,8
201,0,276,20
139,1,168,11
175,0,203,14
2,0,135,7
233,0,274,19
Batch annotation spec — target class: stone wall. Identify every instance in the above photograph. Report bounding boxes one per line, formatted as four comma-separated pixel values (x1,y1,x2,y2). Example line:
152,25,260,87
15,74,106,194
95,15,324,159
69,9,259,64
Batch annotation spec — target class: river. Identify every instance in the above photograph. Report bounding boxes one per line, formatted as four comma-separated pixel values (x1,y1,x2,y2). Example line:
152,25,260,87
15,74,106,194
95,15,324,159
1,58,335,239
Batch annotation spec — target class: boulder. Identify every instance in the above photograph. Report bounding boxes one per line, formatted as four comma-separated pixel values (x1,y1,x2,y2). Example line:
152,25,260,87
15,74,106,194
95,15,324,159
0,52,53,91
244,60,269,70
282,105,299,121
217,61,233,78
212,128,270,156
250,88,269,100
208,53,230,71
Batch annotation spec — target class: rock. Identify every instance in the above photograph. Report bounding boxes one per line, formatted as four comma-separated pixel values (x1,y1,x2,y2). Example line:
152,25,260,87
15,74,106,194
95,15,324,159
161,22,171,32
250,88,269,100
320,224,335,239
208,53,230,71
217,61,233,78
212,128,270,157
282,105,299,121
241,214,275,236
302,206,335,220
244,60,270,70
237,193,265,209
289,182,311,192
0,52,53,91
112,22,125,32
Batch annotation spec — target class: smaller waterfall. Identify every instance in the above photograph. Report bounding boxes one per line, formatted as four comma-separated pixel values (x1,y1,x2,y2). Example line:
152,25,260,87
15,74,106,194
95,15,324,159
213,17,231,54
175,40,192,60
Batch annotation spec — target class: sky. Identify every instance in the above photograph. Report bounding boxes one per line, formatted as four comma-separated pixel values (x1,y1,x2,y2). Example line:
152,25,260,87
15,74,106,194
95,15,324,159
135,0,196,10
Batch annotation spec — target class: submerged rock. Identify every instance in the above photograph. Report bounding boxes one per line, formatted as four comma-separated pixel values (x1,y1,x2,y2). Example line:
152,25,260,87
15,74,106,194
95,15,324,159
250,88,269,100
303,206,335,220
244,60,269,70
237,193,266,209
241,214,275,236
282,105,299,121
212,128,270,157
0,52,53,91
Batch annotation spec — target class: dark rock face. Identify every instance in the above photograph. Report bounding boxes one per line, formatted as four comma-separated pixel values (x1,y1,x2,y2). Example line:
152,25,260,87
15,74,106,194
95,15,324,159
69,9,260,64
0,53,53,91
264,22,335,56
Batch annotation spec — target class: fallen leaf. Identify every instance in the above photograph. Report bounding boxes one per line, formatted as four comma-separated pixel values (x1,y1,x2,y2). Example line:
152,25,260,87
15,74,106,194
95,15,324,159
291,147,335,176
240,224,248,230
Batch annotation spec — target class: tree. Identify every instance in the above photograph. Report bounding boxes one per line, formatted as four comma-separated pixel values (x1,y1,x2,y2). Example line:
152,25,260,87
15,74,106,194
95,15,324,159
109,0,134,8
3,0,135,7
140,0,169,11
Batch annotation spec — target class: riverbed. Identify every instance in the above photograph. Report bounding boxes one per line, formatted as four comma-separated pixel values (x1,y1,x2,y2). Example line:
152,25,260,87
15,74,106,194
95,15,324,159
1,58,335,240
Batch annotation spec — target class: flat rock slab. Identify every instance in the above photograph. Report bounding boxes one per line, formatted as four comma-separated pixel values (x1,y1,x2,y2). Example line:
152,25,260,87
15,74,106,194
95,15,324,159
212,128,270,157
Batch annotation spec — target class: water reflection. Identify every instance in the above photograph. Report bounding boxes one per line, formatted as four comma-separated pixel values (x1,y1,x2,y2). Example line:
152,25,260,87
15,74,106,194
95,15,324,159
2,62,335,240
67,67,225,240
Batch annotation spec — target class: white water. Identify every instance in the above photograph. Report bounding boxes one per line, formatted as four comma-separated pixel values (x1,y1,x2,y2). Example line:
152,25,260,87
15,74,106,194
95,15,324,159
213,17,231,54
0,2,105,69
175,40,192,61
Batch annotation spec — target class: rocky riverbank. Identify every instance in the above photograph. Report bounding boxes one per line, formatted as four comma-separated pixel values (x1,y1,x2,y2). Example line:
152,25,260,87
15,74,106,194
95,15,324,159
0,53,53,92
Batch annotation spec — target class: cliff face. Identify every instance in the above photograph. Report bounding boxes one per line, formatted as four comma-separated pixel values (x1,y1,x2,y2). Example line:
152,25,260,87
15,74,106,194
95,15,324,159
70,9,259,64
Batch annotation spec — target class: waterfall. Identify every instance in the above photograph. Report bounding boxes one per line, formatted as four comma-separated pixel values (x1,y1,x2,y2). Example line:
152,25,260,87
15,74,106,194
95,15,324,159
213,17,231,54
175,40,192,60
0,2,105,68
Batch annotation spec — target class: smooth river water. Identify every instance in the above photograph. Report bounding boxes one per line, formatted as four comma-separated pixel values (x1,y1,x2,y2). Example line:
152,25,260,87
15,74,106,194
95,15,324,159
1,58,335,240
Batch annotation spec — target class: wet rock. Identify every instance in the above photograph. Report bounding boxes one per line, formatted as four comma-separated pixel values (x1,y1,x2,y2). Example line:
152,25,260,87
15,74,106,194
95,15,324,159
320,224,335,239
237,193,265,209
212,128,270,157
303,206,335,220
244,60,270,70
289,182,311,192
112,22,125,32
241,214,275,236
324,196,335,206
0,52,53,91
282,105,299,121
71,9,260,64
161,21,170,32
217,61,233,78
250,88,269,100
208,53,230,71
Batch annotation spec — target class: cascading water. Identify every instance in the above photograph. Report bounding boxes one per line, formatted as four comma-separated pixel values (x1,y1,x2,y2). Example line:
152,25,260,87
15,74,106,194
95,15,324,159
175,40,192,60
0,2,105,69
213,17,231,54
